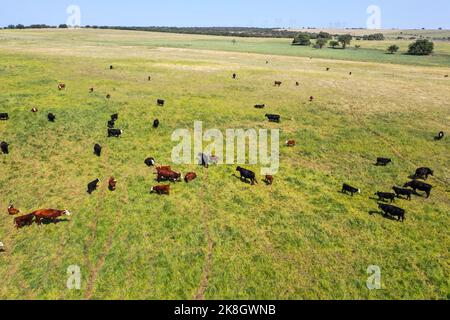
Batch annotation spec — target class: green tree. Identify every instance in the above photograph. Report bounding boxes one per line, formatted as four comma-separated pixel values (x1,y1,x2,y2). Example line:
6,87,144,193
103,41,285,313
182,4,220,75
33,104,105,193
407,39,434,55
315,38,328,49
59,24,68,29
292,33,312,46
329,40,340,48
387,45,400,54
338,34,352,49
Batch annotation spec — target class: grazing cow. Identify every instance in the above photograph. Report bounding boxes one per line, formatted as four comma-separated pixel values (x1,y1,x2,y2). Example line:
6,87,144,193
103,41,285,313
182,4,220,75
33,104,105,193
376,158,392,166
8,204,20,215
326,67,330,71
415,167,434,180
184,172,197,183
148,76,151,81
58,83,66,90
31,107,38,113
265,114,281,123
157,169,181,182
33,209,71,225
309,96,314,102
156,166,172,173
106,94,111,99
94,143,102,157
434,131,444,141
254,104,266,109
48,113,56,122
145,157,156,167
404,180,432,198
295,82,300,86
236,167,258,185
110,65,114,70
157,99,165,107
14,214,35,229
87,179,100,194
342,183,360,196
375,192,396,203
0,113,9,120
286,140,296,147
107,120,115,128
1,141,9,154
232,73,237,79
111,114,119,121
108,177,117,191
151,185,170,195
89,87,94,93
108,128,123,138
264,175,274,185
153,119,160,129
392,186,413,201
445,75,449,78
378,203,405,222
349,72,352,76
274,81,282,87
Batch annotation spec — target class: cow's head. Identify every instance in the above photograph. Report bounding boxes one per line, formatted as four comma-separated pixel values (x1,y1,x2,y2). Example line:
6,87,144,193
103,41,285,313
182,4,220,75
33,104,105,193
63,210,72,216
358,189,361,194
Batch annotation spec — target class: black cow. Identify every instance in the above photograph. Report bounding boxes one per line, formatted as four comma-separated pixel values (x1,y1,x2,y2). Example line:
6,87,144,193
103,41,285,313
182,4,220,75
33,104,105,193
415,167,434,180
378,203,405,222
1,141,9,155
236,167,258,185
153,119,160,129
107,120,115,128
434,131,444,141
94,144,102,157
342,183,360,196
87,179,100,194
111,114,119,121
145,157,156,167
157,99,165,107
404,180,432,198
48,113,56,122
254,104,266,109
265,114,281,123
375,192,396,203
392,186,413,201
0,113,9,120
376,158,392,166
108,128,123,138
110,65,114,70
232,73,237,79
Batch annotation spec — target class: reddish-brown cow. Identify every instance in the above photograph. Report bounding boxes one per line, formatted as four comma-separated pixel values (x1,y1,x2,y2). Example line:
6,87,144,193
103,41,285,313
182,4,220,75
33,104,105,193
8,204,20,216
184,172,197,183
151,185,170,195
33,209,72,225
14,214,35,229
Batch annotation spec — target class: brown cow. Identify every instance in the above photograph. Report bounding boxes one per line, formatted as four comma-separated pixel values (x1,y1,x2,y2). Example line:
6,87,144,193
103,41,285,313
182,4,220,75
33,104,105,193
33,209,71,225
14,214,35,229
148,76,152,81
445,75,448,78
106,94,111,99
58,83,66,91
108,177,117,191
151,185,170,195
184,172,197,183
274,81,282,87
8,204,20,216
295,82,300,86
89,87,94,93
264,175,274,185
309,96,314,102
157,169,181,182
286,140,296,147
156,166,172,173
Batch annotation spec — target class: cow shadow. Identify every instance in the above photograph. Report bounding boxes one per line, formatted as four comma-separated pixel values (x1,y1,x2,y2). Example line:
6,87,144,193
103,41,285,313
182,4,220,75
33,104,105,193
232,174,252,185
368,210,397,221
40,218,70,225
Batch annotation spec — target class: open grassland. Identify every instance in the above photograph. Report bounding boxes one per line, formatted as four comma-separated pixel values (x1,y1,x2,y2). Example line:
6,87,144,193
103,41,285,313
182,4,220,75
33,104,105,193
0,29,449,300
1,29,450,67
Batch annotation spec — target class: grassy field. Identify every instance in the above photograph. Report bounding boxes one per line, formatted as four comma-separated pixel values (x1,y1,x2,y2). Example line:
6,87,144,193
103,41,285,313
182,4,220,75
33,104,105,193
0,29,449,300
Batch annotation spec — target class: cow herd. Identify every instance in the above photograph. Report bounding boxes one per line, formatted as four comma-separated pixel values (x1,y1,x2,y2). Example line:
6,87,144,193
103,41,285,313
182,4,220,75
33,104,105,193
0,62,446,241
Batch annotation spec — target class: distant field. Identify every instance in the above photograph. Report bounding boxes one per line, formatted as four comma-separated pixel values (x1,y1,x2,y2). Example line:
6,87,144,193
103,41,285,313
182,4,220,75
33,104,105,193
288,28,450,39
0,29,449,300
1,29,450,67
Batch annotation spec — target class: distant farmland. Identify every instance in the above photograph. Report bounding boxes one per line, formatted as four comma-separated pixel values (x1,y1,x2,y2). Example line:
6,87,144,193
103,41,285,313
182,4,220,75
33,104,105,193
0,29,449,299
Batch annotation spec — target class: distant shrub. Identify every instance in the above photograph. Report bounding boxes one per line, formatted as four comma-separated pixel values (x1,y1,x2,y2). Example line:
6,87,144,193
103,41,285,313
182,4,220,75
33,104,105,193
315,38,328,49
408,39,434,55
329,40,340,48
292,33,311,46
363,33,385,41
338,34,352,49
387,44,400,54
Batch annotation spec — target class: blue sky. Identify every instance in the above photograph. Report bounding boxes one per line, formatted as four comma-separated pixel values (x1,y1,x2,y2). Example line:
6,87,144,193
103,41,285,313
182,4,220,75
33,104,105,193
1,0,449,29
